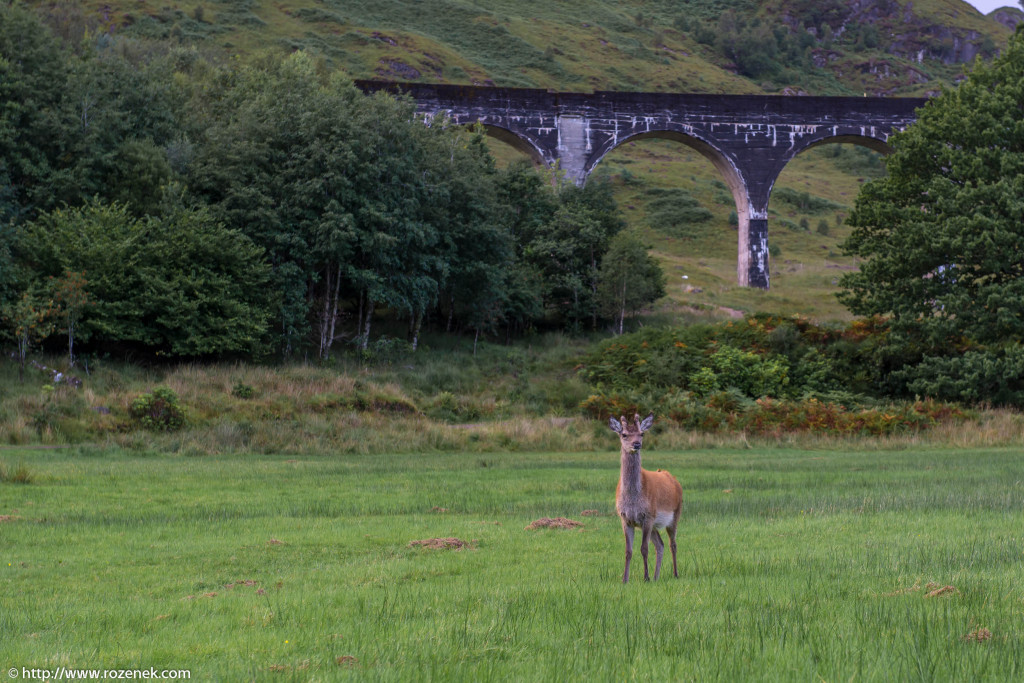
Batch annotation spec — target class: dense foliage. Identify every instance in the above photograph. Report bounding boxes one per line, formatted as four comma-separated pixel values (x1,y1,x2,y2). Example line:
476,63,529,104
840,26,1024,406
0,5,664,362
578,315,962,432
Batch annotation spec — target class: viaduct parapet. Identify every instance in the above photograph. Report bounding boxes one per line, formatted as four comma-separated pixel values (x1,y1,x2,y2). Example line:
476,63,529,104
356,80,926,289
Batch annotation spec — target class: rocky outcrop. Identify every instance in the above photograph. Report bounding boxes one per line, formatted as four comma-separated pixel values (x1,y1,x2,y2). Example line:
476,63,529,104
778,0,1002,67
990,7,1024,31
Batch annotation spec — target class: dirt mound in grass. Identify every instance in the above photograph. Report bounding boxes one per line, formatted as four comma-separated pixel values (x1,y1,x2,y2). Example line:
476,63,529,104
964,627,992,642
408,537,472,550
525,517,583,530
925,584,957,598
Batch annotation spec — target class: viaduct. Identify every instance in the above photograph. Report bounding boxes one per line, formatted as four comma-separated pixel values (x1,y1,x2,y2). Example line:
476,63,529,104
357,81,926,290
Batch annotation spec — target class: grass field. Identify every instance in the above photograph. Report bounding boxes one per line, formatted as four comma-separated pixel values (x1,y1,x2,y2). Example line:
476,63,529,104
3,445,1024,680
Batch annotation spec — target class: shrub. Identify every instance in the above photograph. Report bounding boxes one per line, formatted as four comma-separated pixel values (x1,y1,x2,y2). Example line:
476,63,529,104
424,391,482,423
130,387,187,431
578,315,897,404
644,189,713,237
707,344,790,398
580,392,962,436
773,187,844,213
231,382,256,399
897,347,1024,406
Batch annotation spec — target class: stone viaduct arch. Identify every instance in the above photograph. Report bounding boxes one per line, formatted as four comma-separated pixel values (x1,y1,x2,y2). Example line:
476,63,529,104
357,80,925,290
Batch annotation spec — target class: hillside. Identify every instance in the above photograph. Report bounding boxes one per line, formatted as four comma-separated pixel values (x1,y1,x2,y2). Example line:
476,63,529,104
29,0,1016,321
51,0,1013,95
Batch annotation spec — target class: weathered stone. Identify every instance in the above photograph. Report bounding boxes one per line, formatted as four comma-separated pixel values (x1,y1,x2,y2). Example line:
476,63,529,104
357,81,924,289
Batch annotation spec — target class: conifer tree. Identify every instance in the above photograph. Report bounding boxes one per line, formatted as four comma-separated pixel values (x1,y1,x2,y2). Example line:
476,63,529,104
840,27,1024,404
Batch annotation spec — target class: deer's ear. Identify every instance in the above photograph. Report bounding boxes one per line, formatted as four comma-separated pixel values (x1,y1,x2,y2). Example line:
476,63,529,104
639,413,654,432
609,416,623,434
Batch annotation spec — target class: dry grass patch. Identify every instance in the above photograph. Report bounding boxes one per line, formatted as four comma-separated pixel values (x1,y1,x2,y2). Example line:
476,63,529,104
925,583,957,598
408,537,473,550
964,627,993,643
525,517,583,530
882,580,960,598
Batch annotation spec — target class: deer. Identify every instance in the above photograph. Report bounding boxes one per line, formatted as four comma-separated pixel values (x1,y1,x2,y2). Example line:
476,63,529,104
610,413,682,583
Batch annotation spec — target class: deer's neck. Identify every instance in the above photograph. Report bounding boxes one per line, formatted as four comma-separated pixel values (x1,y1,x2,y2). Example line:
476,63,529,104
620,447,643,499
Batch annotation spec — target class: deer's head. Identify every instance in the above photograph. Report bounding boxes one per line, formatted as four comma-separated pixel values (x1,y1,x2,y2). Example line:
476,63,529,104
609,413,654,453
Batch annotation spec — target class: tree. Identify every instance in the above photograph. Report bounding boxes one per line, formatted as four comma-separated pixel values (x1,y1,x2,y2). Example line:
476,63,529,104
188,54,461,357
597,231,666,335
522,179,625,332
187,53,363,357
839,27,1024,404
428,125,518,348
48,43,178,214
17,199,273,357
2,286,58,382
52,270,90,367
0,4,67,224
0,5,180,223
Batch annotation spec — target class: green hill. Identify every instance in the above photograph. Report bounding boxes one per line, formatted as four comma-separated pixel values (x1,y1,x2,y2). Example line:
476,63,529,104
30,0,1015,320
57,0,1011,95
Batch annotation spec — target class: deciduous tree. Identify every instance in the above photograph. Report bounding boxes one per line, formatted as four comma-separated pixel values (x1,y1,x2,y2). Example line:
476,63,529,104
597,231,666,335
18,200,272,357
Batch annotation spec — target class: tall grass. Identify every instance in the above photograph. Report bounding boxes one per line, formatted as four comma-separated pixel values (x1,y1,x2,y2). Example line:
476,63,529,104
0,459,33,483
3,335,1024,456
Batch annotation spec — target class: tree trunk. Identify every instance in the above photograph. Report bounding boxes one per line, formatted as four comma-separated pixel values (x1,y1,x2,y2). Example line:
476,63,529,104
411,311,423,352
17,334,27,383
356,289,364,348
318,268,333,360
572,286,580,334
446,293,455,333
68,320,76,368
361,297,374,351
618,277,627,335
328,265,342,359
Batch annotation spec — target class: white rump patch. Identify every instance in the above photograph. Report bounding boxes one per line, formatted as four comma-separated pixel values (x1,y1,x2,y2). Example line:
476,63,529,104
653,511,674,529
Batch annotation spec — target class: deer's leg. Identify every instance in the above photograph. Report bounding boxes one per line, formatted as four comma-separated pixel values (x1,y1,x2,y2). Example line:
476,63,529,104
640,522,653,582
651,529,664,581
667,520,679,579
621,518,635,584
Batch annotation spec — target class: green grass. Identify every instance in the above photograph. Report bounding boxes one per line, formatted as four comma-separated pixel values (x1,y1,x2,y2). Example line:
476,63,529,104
3,446,1024,680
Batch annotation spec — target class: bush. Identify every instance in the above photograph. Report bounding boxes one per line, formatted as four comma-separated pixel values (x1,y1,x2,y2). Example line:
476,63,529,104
231,382,256,399
130,387,187,431
579,315,890,402
644,189,713,237
580,392,962,436
773,187,844,214
897,346,1024,406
